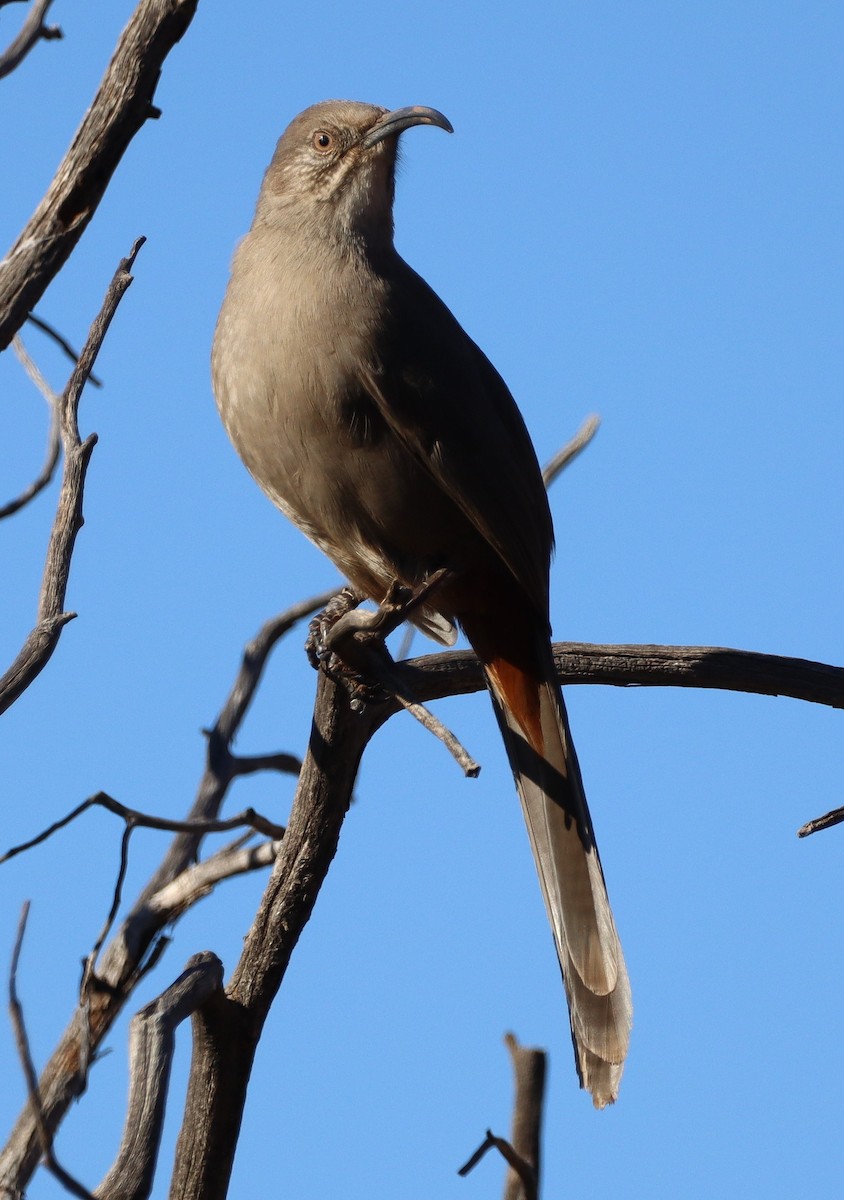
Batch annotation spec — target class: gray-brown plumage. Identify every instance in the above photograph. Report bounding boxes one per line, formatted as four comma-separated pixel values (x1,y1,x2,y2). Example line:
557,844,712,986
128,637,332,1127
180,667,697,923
212,100,632,1105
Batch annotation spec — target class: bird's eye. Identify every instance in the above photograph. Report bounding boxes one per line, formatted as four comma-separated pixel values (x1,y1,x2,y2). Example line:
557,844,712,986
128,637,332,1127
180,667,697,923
312,129,335,153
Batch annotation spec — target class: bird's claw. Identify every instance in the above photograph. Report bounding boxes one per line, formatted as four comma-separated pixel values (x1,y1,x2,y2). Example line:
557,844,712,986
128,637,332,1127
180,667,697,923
306,586,361,668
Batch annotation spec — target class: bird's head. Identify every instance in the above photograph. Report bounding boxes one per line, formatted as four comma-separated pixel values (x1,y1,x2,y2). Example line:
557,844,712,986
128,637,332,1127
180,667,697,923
255,100,453,245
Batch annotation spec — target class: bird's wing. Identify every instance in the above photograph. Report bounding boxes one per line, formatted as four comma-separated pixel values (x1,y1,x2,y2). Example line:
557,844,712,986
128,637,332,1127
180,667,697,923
357,259,554,616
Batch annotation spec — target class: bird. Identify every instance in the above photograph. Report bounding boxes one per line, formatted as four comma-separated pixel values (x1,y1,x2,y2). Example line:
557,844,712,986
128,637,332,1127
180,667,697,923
212,100,632,1106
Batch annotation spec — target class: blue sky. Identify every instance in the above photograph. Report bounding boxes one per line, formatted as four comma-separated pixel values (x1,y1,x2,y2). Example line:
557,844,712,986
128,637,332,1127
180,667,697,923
1,2,843,1196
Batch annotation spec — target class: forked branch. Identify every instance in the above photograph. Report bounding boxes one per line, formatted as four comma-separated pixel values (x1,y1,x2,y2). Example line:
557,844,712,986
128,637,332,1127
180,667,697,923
0,0,61,80
94,954,225,1200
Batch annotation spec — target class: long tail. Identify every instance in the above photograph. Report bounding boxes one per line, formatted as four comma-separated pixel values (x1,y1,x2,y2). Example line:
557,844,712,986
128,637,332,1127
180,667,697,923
463,613,632,1107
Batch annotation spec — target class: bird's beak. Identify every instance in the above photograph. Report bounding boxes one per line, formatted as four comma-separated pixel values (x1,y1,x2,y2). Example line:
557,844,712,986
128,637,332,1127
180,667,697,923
360,105,453,149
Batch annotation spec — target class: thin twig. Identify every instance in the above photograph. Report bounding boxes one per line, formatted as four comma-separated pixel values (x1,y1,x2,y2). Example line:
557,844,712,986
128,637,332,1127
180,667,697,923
8,903,96,1200
1,790,286,865
26,313,102,386
457,1129,536,1200
8,904,48,1148
84,822,134,988
542,413,601,487
0,0,61,80
393,694,480,776
0,336,61,518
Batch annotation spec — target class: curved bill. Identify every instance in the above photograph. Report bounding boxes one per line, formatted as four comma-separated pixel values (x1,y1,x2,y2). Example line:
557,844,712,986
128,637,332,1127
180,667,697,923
361,105,453,149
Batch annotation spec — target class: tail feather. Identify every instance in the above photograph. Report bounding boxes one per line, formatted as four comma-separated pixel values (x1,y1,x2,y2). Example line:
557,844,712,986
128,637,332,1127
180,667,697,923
473,631,632,1108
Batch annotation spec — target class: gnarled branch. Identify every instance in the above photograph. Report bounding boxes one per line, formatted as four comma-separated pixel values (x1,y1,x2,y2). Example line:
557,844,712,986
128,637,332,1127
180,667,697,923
94,953,224,1200
0,594,326,1198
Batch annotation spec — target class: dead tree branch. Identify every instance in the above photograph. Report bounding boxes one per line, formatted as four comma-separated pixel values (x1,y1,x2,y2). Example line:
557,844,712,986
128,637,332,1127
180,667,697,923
395,641,844,712
0,594,326,1198
0,0,61,80
94,953,224,1200
502,1033,545,1200
4,628,840,1195
144,838,280,923
168,669,377,1200
0,0,199,349
798,807,844,838
457,1034,544,1200
1,789,286,995
0,240,143,717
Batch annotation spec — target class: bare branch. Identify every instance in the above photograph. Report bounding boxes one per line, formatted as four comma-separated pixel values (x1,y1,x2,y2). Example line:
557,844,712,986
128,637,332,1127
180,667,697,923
0,0,199,349
228,751,301,778
542,413,601,487
94,954,224,1200
0,240,143,716
149,591,334,891
0,336,61,518
213,591,336,749
0,0,61,80
84,822,135,998
146,840,280,924
798,807,844,838
393,692,480,776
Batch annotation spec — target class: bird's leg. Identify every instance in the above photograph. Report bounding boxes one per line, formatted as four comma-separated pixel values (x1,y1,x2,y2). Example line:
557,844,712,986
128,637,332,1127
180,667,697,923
327,568,454,660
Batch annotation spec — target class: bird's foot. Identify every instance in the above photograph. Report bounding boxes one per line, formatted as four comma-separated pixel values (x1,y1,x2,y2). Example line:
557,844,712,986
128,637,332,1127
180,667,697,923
306,575,452,711
305,586,390,709
306,586,362,669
